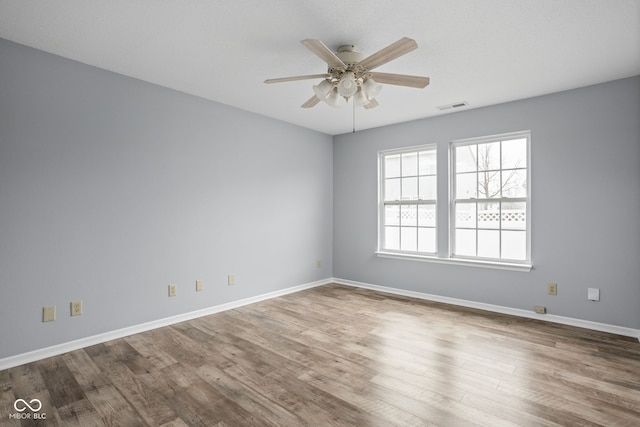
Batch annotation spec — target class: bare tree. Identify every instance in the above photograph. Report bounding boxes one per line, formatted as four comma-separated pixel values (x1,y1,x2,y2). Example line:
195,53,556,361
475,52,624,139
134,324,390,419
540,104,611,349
469,144,522,199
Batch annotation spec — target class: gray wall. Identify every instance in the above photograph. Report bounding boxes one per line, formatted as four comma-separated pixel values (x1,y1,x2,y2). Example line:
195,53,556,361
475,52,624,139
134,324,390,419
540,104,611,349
334,76,640,329
1,37,638,362
0,39,333,359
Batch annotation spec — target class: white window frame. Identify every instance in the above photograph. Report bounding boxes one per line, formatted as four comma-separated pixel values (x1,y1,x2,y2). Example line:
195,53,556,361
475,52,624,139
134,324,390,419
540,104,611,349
376,131,532,272
377,144,437,256
450,131,531,266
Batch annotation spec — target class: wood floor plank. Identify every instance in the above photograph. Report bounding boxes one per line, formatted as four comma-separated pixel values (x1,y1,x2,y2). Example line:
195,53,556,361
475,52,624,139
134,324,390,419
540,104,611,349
63,349,146,426
83,342,178,426
2,283,639,426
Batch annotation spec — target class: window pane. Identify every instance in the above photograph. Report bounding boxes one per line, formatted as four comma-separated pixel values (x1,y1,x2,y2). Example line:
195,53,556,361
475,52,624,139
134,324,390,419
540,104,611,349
502,169,527,198
385,226,400,250
418,176,436,200
477,170,501,199
385,205,400,226
478,202,500,229
456,145,476,173
455,202,476,228
400,205,417,226
502,138,527,169
478,230,500,258
380,146,438,257
455,229,476,256
402,177,418,200
385,154,401,178
419,151,436,175
400,227,417,251
451,133,529,263
385,178,400,201
502,202,526,230
477,142,500,171
418,228,436,253
418,205,436,227
456,172,477,199
502,230,526,260
402,152,418,176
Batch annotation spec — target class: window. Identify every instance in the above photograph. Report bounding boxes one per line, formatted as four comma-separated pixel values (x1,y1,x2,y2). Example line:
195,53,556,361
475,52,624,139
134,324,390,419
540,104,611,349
451,132,530,263
379,145,437,254
377,131,531,271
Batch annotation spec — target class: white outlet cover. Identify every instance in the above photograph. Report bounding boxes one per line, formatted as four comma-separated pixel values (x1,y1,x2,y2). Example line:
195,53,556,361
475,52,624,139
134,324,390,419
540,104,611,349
588,288,600,301
43,306,56,322
168,284,177,297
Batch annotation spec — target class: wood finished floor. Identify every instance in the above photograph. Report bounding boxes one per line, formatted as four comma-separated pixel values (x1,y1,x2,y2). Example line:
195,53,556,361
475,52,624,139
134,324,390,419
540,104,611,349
1,284,639,426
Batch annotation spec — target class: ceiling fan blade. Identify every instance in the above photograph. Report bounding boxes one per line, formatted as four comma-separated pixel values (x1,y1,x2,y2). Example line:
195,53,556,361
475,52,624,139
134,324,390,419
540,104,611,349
369,72,430,88
264,74,331,84
301,39,346,69
301,95,321,108
358,37,418,71
364,99,379,109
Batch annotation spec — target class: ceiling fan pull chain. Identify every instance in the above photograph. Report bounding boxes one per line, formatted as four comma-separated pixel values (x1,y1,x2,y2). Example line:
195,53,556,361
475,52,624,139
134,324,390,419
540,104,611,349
352,99,356,133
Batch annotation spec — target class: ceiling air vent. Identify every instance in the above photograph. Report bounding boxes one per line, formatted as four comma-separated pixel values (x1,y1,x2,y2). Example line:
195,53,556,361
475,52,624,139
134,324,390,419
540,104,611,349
436,101,468,111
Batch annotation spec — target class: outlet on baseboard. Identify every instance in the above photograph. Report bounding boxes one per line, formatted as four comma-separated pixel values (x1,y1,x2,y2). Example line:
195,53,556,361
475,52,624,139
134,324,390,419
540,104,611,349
534,306,547,314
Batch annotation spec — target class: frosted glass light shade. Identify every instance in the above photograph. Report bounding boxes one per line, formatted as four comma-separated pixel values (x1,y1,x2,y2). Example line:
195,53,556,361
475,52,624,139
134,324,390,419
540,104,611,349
337,71,357,98
354,87,369,107
312,79,333,99
326,87,342,108
362,78,382,100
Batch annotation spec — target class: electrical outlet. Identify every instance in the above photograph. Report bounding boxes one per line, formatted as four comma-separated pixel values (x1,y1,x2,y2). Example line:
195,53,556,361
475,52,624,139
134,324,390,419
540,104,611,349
168,284,177,297
547,283,557,295
588,288,600,301
316,260,322,268
534,306,547,314
196,279,204,292
228,275,235,286
43,306,56,322
70,300,83,316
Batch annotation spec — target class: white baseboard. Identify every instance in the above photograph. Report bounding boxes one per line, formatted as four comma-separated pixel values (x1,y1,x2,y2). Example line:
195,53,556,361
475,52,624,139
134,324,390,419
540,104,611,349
4,276,637,371
0,278,331,371
332,277,640,341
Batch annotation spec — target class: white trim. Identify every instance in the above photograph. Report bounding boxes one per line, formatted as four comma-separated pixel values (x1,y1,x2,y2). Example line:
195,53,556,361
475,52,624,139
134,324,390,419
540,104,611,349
378,144,438,254
451,130,532,146
376,251,532,272
450,130,531,263
332,277,640,341
0,278,331,371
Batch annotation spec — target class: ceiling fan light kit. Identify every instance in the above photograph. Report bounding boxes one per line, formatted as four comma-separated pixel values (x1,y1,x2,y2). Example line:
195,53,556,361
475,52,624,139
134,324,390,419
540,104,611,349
265,37,430,109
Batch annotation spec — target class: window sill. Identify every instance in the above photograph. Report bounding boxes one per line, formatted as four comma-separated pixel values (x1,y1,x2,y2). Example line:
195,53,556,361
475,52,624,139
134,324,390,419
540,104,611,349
375,251,532,272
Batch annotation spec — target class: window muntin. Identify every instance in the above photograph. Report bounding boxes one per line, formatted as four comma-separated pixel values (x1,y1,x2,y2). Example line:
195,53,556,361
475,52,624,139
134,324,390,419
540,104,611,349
451,133,530,263
380,146,437,254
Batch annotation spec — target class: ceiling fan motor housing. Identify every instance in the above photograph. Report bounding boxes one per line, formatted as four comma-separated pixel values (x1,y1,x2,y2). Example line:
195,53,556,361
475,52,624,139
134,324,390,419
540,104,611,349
336,45,364,65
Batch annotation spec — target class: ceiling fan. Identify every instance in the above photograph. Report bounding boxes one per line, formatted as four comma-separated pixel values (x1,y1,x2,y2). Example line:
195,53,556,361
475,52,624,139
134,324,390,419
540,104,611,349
264,37,430,109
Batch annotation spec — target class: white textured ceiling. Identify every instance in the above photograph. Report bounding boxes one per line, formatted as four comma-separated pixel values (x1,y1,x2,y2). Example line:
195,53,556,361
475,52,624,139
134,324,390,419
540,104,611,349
1,0,639,135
